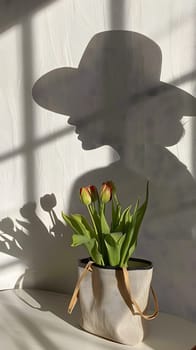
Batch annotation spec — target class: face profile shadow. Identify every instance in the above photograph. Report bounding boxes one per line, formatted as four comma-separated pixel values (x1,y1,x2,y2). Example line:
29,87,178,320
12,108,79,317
32,30,196,240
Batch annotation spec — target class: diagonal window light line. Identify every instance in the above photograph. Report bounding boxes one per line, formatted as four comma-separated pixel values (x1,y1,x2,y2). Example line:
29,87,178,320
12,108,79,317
170,70,196,89
0,259,22,269
151,9,196,42
0,126,73,163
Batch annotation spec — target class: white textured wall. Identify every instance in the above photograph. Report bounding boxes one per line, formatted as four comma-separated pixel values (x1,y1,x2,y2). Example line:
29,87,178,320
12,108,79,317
0,0,196,322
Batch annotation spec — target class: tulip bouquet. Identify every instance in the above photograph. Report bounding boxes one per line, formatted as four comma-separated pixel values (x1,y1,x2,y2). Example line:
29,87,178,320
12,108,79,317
62,181,149,268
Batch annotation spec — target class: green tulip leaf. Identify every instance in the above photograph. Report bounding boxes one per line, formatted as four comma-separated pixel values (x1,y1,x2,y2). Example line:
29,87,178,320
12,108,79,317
62,212,94,238
62,212,82,236
111,202,122,231
86,238,104,265
114,205,131,232
104,232,126,266
104,234,120,266
110,232,123,242
100,209,110,233
71,234,90,247
128,181,149,249
119,220,135,267
111,200,117,231
116,204,122,226
120,182,149,266
90,205,101,233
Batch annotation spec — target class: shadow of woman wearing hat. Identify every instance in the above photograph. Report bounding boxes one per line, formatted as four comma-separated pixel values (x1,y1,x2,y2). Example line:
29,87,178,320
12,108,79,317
32,31,196,310
33,30,196,241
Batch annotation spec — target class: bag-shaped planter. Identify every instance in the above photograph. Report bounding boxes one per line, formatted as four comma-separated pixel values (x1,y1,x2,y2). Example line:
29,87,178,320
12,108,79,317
68,257,159,346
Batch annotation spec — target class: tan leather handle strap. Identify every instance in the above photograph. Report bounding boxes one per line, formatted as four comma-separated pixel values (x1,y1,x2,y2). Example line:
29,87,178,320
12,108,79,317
68,261,94,314
68,261,159,321
122,267,159,320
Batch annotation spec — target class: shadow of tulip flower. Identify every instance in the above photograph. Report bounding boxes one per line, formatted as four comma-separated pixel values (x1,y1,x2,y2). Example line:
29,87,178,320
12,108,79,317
0,194,84,321
40,193,65,237
0,194,70,294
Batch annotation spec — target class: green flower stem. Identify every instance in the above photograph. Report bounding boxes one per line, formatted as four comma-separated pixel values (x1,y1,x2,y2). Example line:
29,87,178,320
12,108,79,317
99,201,106,255
87,204,98,236
100,201,105,216
88,204,104,260
113,193,120,206
97,196,101,212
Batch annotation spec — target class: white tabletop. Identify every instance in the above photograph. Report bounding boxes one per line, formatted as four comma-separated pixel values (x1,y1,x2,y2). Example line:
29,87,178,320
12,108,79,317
0,289,195,350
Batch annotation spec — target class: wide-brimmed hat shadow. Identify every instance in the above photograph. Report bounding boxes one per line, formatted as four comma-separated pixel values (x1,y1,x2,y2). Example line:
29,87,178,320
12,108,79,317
32,30,196,150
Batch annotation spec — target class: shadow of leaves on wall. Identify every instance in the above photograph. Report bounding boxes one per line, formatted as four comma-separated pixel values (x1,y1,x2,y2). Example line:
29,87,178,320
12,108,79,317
0,194,75,293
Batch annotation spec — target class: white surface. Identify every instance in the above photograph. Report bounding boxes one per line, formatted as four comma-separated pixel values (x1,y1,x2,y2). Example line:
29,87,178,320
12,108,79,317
0,289,195,350
0,0,196,324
